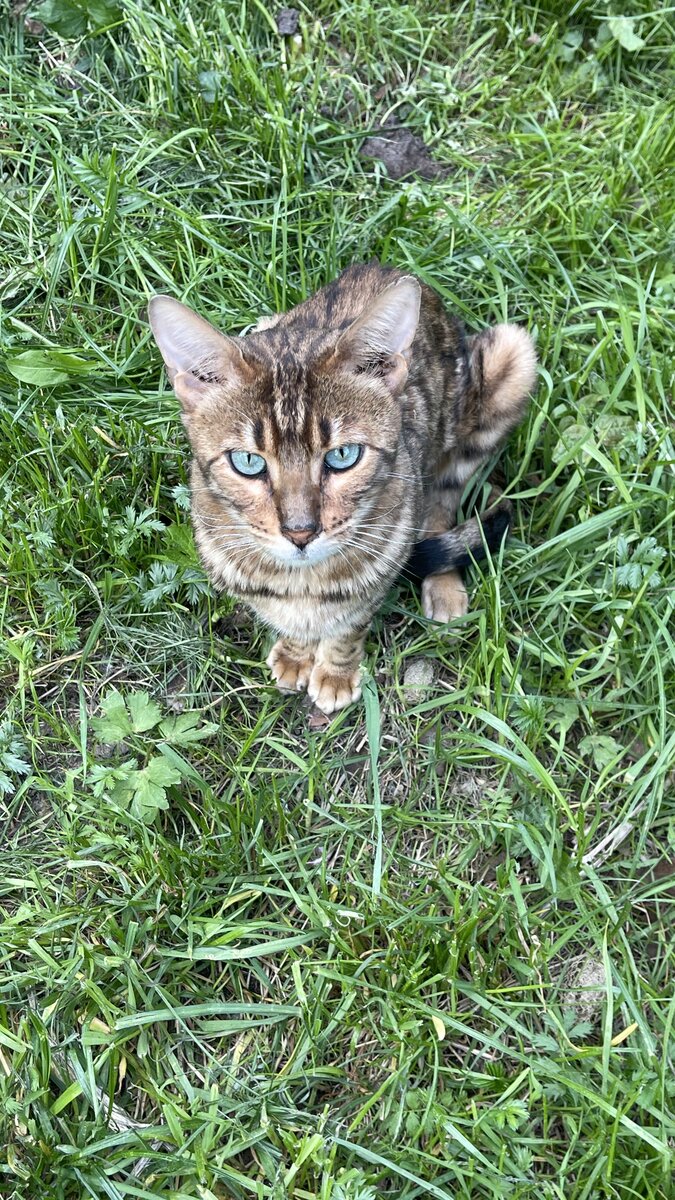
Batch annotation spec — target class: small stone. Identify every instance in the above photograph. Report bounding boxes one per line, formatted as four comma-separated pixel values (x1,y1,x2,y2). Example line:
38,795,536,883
95,742,124,760
567,956,606,1025
308,707,331,731
276,7,299,35
403,658,436,700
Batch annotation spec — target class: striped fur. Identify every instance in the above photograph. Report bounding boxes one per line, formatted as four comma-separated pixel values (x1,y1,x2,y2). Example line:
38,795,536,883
148,262,536,712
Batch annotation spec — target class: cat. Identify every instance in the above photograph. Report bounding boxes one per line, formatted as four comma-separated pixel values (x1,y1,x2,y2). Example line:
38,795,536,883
148,262,536,714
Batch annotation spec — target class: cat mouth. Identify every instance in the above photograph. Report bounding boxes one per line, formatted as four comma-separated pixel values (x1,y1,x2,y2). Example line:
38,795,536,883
268,537,338,567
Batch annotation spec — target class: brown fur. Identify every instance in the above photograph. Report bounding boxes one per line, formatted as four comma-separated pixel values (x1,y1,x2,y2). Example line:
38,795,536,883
148,262,536,713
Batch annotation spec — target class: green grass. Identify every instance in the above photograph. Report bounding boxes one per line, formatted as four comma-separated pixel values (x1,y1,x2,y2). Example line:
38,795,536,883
1,1,675,1196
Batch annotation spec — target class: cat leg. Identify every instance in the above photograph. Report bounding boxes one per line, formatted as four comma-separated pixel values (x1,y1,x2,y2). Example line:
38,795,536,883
420,493,469,623
308,628,367,714
422,570,468,623
267,638,317,693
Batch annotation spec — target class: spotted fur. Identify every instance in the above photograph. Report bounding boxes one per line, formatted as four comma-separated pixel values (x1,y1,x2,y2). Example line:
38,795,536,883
148,262,536,713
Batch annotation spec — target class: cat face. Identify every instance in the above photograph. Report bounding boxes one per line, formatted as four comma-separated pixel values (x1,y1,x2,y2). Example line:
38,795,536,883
148,279,420,566
181,376,400,566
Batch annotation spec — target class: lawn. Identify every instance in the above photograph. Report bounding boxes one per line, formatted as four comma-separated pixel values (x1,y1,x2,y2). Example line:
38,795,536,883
1,1,674,1197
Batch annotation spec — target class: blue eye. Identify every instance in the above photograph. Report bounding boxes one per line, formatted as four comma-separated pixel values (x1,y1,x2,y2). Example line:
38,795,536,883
229,450,267,476
324,444,362,471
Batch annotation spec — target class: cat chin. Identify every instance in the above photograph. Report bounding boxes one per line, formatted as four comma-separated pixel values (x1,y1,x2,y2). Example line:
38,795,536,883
267,539,338,568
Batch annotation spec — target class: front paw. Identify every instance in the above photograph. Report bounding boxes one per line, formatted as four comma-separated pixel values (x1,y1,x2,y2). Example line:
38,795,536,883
422,575,469,623
267,640,315,693
308,663,362,714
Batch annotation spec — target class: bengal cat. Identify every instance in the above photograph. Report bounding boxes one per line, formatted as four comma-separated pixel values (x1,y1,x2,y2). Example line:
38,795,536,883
148,262,536,713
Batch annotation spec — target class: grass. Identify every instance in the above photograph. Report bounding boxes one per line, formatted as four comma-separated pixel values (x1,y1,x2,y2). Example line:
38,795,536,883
1,0,674,1196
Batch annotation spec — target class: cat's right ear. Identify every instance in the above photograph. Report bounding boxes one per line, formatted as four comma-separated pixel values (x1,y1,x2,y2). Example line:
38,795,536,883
147,296,255,411
332,277,421,396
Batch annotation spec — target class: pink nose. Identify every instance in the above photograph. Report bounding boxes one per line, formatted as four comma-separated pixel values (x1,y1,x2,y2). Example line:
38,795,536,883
282,522,319,548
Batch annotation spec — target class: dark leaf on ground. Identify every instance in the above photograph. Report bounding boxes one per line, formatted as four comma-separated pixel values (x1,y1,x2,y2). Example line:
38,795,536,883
360,125,451,181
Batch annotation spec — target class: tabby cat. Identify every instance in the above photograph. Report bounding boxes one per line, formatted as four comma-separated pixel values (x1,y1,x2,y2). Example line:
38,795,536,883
148,262,536,713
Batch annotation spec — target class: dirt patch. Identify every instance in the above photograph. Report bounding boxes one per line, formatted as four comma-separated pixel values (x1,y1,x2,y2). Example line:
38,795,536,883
360,124,451,181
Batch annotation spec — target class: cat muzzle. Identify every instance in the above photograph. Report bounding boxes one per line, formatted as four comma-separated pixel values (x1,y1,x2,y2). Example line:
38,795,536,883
281,521,321,549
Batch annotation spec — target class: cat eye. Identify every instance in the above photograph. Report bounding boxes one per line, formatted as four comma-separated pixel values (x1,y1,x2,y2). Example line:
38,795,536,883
324,444,362,471
229,450,267,477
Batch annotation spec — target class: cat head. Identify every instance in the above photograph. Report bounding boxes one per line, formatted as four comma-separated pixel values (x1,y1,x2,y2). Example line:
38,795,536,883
148,278,420,565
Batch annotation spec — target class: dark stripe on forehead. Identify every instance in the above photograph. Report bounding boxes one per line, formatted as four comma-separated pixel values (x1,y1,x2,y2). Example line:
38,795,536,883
273,351,311,431
302,400,316,447
252,418,265,450
266,404,282,452
319,416,331,444
275,354,307,388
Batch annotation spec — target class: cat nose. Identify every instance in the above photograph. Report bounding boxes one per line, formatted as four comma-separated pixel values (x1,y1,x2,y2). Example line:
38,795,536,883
281,521,320,548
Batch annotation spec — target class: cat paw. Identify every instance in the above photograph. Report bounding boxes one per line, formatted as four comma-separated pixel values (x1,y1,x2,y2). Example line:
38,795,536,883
422,575,469,623
253,313,281,331
308,664,362,714
267,641,315,693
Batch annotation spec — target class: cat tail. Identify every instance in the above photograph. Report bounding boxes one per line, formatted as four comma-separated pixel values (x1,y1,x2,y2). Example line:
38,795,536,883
404,500,512,580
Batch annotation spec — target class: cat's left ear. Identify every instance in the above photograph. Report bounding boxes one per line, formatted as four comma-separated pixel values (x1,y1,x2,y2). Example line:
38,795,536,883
148,295,256,412
333,276,421,395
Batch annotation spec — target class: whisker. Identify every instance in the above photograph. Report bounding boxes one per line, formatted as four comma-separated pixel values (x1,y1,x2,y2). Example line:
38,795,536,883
339,536,408,573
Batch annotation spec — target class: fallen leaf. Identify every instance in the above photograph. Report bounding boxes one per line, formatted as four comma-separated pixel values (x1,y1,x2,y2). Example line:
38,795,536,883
607,16,645,52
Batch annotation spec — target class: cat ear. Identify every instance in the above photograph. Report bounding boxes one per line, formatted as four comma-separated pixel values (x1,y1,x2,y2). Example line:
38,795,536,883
148,296,255,411
335,276,421,394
